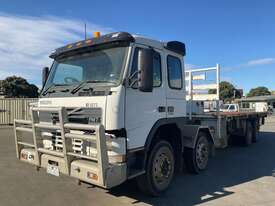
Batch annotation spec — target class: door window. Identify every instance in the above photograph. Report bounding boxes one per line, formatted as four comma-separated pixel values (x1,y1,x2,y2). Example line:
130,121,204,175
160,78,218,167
130,48,162,87
167,55,183,89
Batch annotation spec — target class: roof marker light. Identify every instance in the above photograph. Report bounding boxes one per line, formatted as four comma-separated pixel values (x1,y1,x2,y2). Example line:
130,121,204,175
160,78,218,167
93,31,100,38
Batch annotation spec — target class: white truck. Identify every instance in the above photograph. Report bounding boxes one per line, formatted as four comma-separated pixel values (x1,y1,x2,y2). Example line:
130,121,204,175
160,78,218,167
220,103,240,112
14,32,267,196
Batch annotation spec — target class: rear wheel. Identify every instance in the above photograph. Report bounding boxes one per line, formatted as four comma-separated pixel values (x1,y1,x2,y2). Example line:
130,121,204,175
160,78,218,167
243,121,253,146
136,140,175,196
252,121,259,143
184,132,210,174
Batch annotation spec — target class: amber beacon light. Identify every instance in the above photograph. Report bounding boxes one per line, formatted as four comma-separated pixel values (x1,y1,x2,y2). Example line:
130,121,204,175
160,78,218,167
93,31,101,38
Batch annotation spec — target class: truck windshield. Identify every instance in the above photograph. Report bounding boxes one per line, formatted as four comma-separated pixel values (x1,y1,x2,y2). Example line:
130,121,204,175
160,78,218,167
221,104,229,109
43,46,128,93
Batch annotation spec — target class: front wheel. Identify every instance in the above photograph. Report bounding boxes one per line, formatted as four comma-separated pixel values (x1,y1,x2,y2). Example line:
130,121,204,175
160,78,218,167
136,140,175,196
184,132,210,174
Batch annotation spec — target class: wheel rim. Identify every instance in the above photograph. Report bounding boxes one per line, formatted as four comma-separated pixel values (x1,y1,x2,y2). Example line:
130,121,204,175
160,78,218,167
195,137,209,170
152,146,174,191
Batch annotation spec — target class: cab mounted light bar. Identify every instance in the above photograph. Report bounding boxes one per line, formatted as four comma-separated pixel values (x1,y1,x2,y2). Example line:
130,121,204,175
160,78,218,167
50,31,186,59
49,32,135,59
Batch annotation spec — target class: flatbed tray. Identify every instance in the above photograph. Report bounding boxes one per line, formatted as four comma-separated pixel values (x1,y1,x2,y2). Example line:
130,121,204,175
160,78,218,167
204,111,267,118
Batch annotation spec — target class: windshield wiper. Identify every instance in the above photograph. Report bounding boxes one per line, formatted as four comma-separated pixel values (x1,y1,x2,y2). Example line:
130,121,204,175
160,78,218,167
41,84,66,96
71,80,114,94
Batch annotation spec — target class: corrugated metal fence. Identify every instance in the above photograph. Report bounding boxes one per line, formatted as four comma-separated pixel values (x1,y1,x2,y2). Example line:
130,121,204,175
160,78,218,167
0,98,38,125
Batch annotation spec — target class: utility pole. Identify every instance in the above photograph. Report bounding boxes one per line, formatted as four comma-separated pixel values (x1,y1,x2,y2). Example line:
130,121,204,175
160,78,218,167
84,23,87,40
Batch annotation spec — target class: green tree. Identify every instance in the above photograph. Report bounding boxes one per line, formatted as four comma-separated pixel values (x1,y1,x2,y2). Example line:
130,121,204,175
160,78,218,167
0,76,39,98
209,81,241,101
247,86,271,97
0,80,3,95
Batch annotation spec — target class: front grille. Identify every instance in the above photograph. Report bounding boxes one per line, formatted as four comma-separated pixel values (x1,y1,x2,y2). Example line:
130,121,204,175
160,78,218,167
72,137,97,156
42,131,98,156
39,107,102,125
42,132,63,152
52,133,63,151
39,107,103,155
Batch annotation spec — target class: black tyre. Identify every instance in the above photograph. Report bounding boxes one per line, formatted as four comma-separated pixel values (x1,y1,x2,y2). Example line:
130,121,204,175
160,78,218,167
252,121,259,143
243,121,253,146
136,141,175,196
184,132,210,174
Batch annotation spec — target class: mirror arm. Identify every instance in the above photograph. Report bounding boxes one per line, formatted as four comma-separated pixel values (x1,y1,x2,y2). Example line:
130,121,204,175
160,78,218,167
128,70,139,80
129,79,138,88
127,70,139,88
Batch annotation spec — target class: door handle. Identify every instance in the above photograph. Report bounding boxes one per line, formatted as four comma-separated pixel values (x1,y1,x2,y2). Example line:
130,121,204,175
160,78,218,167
167,106,174,113
158,106,166,113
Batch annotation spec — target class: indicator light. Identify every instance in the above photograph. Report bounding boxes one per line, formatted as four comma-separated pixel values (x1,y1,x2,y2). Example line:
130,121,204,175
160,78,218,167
87,171,98,180
21,153,27,160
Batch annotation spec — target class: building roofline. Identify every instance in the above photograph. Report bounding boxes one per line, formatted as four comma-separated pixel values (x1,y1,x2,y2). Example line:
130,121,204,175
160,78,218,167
236,95,275,102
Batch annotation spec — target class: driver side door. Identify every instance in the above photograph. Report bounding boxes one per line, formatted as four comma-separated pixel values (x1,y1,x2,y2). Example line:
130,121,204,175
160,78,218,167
125,46,166,150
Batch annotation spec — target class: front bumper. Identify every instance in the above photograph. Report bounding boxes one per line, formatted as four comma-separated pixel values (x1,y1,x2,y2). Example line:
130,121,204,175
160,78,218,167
14,107,126,188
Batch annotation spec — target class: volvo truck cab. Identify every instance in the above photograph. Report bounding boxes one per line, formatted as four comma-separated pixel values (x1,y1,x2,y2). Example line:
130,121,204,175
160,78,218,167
14,32,221,196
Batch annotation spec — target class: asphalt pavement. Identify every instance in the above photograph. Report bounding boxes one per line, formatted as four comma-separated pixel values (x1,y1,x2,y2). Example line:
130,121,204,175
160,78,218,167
0,117,275,206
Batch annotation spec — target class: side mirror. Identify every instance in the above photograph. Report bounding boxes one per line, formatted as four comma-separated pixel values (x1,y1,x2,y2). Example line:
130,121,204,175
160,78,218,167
137,48,153,92
42,67,49,86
